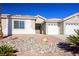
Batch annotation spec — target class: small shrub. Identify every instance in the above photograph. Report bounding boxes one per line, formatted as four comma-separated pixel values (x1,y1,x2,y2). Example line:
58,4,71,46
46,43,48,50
0,45,18,56
57,30,79,56
67,30,79,47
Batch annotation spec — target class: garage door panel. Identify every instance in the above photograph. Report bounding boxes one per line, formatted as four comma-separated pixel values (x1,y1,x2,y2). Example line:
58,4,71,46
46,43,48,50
64,25,79,35
47,26,59,35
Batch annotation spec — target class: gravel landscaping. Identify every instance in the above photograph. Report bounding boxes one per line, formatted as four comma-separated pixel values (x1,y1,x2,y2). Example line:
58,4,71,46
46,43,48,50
0,34,73,56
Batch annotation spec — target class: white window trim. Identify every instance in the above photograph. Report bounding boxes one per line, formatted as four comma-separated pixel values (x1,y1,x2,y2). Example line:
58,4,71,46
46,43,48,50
13,20,25,29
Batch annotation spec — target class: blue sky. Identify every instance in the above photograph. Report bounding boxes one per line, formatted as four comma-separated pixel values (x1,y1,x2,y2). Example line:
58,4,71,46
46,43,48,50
1,3,79,19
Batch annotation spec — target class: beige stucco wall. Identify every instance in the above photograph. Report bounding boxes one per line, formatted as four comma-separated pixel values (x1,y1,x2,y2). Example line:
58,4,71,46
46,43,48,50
64,16,79,23
35,17,44,24
1,18,36,36
58,22,64,34
64,15,79,35
1,18,8,36
12,19,35,34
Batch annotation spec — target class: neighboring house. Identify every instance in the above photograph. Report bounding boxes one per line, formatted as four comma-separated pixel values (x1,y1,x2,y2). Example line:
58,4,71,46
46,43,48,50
0,13,79,37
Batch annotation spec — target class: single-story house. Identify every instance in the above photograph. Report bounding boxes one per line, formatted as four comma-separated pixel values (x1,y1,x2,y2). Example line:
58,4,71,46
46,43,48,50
0,13,79,37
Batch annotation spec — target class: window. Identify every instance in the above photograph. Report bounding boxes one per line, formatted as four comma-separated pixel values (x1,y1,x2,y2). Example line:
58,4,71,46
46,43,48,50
66,23,71,25
51,24,53,26
48,24,50,26
77,24,79,25
14,21,25,29
54,24,56,25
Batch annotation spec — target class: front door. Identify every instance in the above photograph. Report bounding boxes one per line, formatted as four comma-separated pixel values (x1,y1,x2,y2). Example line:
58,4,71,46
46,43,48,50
35,24,42,34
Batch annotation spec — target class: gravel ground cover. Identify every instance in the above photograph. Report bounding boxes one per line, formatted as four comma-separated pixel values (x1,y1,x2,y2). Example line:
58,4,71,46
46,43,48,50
0,34,73,56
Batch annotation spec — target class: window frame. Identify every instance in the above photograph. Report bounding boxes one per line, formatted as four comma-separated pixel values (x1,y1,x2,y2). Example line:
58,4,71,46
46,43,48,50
14,20,25,29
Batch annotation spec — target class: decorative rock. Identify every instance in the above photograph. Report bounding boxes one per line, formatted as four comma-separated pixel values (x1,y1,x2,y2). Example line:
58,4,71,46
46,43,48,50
40,51,44,54
42,37,48,42
12,37,18,40
0,36,62,54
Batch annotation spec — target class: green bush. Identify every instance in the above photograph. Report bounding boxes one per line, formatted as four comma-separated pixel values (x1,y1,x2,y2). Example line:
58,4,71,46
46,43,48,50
57,30,79,56
67,30,79,47
0,45,18,56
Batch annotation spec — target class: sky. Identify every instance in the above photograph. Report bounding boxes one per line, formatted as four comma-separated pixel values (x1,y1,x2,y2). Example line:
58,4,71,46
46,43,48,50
0,3,79,19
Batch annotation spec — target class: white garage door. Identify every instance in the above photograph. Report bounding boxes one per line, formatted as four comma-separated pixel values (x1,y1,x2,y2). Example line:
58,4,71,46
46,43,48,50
64,23,79,35
46,23,60,35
